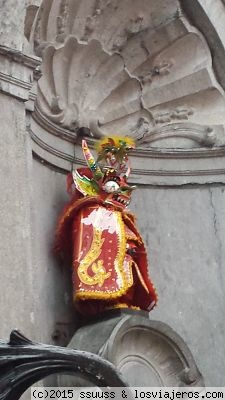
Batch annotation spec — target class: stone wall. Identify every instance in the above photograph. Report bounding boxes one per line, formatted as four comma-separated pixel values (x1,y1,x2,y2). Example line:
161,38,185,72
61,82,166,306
28,161,225,387
131,185,225,386
30,160,76,345
0,93,34,339
1,0,225,392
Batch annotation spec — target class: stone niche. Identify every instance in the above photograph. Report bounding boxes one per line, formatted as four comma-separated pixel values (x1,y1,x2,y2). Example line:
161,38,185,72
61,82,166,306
28,0,225,185
58,310,204,387
1,0,225,392
21,0,225,388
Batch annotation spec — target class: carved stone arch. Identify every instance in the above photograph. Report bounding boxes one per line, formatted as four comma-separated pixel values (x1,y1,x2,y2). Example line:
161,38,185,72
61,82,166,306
180,0,225,91
27,0,225,184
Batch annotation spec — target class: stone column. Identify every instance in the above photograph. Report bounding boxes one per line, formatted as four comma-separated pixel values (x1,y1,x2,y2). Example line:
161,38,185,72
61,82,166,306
0,1,40,339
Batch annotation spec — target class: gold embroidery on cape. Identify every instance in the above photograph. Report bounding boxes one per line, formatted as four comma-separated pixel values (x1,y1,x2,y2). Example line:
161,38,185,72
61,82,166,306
75,211,130,300
77,228,111,286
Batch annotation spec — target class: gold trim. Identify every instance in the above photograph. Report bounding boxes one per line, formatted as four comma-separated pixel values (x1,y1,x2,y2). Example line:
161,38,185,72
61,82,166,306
75,210,132,301
106,303,129,310
105,303,141,311
77,227,111,287
77,211,83,260
133,261,149,293
56,196,101,236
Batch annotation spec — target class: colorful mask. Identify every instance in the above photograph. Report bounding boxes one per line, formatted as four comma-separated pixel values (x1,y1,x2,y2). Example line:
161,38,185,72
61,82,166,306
71,138,136,207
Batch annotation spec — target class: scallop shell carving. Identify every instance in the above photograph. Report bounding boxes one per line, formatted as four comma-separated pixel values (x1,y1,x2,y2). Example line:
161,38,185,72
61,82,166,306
37,37,148,137
30,0,180,56
33,0,225,148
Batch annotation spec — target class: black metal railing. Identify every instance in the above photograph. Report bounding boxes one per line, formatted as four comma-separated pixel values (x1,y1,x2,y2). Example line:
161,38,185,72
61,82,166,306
0,330,127,400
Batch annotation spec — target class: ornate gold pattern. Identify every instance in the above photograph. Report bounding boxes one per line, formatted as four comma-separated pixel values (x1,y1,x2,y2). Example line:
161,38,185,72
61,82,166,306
75,211,131,301
77,228,111,287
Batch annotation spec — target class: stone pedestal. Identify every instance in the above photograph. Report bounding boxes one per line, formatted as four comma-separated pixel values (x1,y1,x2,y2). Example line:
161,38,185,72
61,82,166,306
59,310,203,387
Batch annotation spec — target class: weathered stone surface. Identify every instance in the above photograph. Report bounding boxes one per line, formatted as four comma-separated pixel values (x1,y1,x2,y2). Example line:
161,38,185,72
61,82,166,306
29,127,225,185
0,94,34,340
28,0,225,185
30,0,179,54
35,33,225,141
30,159,77,345
0,0,26,51
1,0,225,392
181,0,225,91
131,185,225,386
0,49,40,101
31,0,225,145
59,311,203,387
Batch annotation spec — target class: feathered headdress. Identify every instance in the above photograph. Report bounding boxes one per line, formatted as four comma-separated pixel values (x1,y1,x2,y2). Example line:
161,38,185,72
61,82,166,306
72,136,135,196
95,135,135,175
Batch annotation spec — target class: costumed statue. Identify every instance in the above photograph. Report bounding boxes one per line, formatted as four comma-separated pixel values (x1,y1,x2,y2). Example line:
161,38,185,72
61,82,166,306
54,136,157,315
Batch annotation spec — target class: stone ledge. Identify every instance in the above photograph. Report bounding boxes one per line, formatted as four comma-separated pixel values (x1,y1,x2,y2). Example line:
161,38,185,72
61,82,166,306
0,46,40,101
58,310,204,387
29,117,225,185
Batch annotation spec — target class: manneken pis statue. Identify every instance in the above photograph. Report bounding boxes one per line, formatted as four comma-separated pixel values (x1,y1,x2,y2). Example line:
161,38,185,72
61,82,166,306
54,136,157,315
